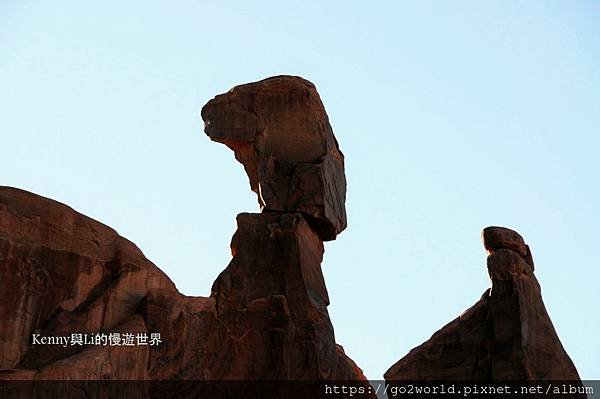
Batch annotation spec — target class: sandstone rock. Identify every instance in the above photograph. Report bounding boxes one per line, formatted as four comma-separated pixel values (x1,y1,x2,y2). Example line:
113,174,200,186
144,212,366,382
208,212,357,379
385,226,580,382
0,76,368,397
0,186,176,370
0,185,367,396
482,226,534,269
32,316,149,381
201,75,347,241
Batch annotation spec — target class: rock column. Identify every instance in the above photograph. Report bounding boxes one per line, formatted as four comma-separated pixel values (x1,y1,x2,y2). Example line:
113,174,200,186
385,226,582,382
201,75,365,380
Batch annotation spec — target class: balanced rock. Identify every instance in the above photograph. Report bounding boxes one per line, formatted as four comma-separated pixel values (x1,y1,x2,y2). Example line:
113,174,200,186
482,226,534,269
385,226,580,381
0,77,368,397
201,75,347,241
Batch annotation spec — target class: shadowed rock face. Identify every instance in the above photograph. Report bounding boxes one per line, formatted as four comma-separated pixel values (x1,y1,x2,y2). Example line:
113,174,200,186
0,186,175,375
194,77,364,382
482,226,534,270
385,226,581,382
0,76,369,397
0,190,367,392
201,75,347,241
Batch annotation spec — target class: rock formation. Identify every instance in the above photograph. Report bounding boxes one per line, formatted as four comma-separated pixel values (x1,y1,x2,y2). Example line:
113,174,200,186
196,75,365,382
201,75,347,241
0,76,369,398
385,226,581,382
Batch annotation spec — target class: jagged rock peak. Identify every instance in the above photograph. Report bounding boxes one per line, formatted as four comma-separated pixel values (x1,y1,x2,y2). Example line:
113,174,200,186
201,75,347,241
482,226,534,270
385,225,581,382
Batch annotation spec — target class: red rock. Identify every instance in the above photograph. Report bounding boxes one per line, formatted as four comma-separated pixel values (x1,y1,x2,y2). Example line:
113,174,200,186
0,187,366,393
0,186,176,371
0,77,369,397
144,212,368,382
0,187,365,394
201,76,347,241
482,226,534,269
208,212,358,379
385,226,581,382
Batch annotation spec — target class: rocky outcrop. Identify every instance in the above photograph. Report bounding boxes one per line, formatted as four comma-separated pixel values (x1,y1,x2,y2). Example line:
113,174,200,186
201,75,347,241
0,76,368,398
144,212,365,381
0,186,175,374
194,76,363,382
385,226,581,381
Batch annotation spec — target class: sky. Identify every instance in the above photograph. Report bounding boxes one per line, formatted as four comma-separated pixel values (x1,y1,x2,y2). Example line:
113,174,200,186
1,1,599,380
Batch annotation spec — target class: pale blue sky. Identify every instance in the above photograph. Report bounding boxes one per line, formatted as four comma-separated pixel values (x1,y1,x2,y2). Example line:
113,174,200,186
1,1,598,380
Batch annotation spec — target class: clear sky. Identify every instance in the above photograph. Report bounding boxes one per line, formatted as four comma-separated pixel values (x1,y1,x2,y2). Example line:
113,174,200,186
1,1,598,380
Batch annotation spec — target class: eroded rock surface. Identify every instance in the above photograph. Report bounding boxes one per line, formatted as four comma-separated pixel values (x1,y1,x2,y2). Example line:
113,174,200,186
0,186,367,396
0,186,176,373
0,76,368,398
385,226,581,381
201,75,347,241
144,212,365,381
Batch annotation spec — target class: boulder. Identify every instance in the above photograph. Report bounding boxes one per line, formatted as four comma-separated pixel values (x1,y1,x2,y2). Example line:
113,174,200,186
201,75,347,241
482,226,534,269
